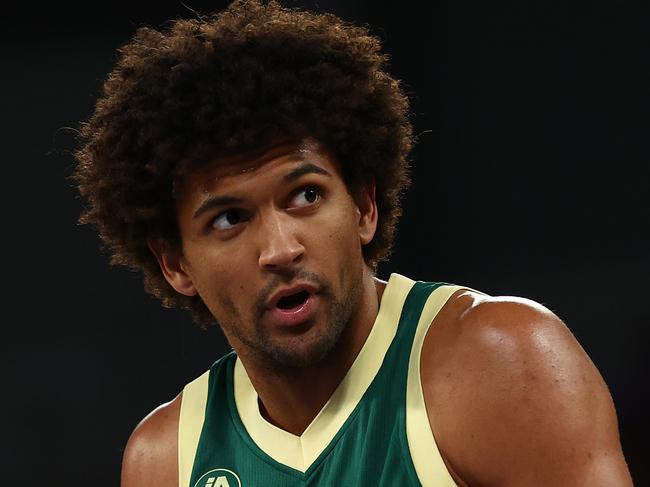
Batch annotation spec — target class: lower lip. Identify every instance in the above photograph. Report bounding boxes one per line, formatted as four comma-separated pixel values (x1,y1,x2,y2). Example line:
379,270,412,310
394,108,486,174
269,294,317,327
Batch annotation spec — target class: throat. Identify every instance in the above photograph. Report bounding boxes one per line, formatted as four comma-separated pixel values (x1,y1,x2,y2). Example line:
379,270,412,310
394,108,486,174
257,396,314,436
254,364,346,436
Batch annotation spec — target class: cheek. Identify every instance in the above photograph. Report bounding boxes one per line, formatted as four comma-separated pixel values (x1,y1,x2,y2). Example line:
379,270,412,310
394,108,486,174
184,246,253,311
317,206,363,259
196,271,253,326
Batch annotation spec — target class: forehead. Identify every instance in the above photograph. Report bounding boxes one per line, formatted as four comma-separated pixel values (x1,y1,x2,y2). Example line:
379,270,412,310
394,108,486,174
177,139,341,197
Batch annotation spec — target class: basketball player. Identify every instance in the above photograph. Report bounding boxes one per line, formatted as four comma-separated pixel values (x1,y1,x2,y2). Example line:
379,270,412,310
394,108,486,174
74,1,632,485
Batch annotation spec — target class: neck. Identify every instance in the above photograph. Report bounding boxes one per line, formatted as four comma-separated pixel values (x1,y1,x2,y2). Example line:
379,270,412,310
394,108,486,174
239,269,386,436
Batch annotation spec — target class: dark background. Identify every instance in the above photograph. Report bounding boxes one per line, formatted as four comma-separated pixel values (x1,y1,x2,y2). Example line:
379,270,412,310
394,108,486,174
2,1,648,485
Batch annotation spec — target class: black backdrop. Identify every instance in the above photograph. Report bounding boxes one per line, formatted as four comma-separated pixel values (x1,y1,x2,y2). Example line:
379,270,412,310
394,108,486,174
2,1,648,485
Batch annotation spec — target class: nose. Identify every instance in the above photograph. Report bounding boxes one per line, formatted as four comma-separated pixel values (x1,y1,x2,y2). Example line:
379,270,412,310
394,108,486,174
257,211,305,270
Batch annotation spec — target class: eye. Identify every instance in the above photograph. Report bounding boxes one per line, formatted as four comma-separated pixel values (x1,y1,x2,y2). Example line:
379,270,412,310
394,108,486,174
290,186,321,208
211,209,248,231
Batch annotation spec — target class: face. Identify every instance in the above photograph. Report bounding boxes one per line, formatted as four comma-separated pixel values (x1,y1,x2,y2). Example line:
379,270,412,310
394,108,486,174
156,139,377,368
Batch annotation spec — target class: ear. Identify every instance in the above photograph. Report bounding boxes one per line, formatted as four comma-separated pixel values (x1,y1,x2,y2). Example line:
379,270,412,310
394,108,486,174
354,181,378,246
147,239,197,296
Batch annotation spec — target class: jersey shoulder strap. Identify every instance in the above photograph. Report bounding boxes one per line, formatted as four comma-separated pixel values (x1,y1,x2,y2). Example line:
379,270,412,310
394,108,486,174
404,281,484,486
178,353,236,487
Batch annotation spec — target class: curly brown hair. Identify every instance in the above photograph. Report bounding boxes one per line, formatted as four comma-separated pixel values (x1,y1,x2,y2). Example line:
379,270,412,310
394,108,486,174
74,0,413,327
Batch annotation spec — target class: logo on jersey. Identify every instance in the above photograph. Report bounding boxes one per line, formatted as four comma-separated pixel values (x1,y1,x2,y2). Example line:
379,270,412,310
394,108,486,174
193,468,242,487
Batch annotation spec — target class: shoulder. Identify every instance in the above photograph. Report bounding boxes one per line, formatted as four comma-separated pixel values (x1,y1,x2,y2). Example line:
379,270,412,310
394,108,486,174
436,290,577,362
421,290,632,486
422,289,594,389
426,290,594,390
121,394,181,487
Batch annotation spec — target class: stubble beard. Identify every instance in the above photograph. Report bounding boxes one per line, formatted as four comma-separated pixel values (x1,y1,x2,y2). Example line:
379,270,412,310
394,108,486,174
219,267,364,370
257,283,361,368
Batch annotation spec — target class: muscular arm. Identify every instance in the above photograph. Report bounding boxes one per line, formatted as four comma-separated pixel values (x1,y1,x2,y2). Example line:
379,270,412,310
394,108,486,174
121,394,181,487
422,292,633,487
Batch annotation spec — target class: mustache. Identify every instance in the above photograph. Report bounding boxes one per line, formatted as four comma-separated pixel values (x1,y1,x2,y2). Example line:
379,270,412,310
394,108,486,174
253,269,330,318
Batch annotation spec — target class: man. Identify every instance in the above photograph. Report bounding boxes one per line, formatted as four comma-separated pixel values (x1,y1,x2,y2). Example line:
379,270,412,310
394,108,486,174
75,1,632,485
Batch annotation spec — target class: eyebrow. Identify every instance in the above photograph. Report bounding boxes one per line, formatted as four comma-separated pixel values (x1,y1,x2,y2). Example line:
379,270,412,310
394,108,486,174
192,163,331,219
283,162,331,183
193,196,245,220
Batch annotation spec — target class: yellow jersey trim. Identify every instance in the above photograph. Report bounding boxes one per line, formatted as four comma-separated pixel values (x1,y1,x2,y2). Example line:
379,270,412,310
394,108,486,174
233,273,416,472
178,370,210,487
406,285,464,487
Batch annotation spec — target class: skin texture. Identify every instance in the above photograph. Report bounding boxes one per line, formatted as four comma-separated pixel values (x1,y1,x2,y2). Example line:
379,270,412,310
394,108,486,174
422,292,633,487
121,139,632,487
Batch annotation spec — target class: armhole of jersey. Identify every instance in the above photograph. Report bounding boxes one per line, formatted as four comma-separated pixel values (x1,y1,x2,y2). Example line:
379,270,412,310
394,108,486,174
178,370,210,487
406,285,465,487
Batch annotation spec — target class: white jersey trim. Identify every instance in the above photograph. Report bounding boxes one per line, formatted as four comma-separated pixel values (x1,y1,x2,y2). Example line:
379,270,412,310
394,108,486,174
179,370,210,487
406,284,465,487
233,273,416,472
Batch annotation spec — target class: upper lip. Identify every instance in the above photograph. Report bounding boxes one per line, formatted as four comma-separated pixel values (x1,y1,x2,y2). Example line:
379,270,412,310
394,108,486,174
266,282,318,309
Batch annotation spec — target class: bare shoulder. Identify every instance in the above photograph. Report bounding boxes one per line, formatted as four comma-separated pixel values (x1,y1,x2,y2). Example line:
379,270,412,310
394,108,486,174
121,394,181,487
422,290,633,487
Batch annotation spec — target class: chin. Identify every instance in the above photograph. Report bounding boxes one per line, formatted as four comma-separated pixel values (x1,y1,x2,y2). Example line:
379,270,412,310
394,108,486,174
261,324,345,369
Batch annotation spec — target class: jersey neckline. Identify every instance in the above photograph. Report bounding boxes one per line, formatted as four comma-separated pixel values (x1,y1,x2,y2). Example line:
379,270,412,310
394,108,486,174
230,273,416,473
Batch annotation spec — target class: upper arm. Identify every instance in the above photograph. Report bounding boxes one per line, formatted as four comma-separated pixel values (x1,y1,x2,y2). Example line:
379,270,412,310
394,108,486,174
423,293,633,487
121,394,181,487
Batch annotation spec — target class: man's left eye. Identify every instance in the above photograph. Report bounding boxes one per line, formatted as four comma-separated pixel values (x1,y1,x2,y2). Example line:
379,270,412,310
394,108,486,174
290,186,321,207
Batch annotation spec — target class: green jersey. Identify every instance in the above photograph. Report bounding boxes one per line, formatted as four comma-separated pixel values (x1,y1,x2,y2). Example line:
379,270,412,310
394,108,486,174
179,274,463,486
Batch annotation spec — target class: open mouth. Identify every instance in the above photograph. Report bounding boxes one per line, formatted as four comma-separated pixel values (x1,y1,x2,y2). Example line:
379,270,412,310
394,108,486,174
276,290,310,310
